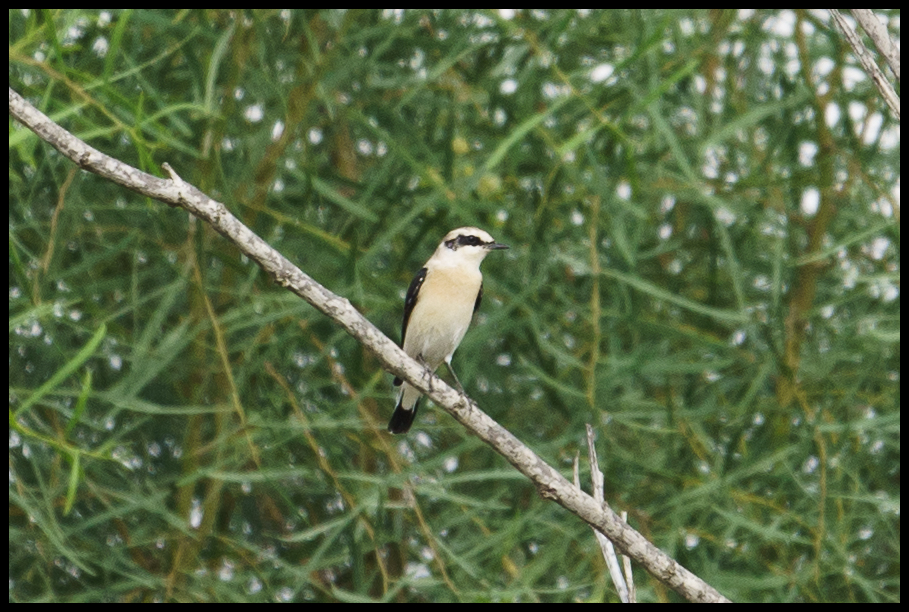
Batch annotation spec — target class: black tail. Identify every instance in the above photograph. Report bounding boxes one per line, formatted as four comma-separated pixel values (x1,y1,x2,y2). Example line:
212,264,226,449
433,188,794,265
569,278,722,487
387,398,420,434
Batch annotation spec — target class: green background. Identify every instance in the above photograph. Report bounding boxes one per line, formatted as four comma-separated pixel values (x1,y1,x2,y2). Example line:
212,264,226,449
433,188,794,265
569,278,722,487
9,9,900,602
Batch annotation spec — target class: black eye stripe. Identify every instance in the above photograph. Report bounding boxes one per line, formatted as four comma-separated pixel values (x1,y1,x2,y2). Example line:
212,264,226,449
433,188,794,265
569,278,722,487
445,234,486,249
459,235,483,247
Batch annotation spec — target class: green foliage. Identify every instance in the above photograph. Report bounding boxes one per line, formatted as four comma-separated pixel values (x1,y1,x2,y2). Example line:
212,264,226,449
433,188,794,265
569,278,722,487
10,9,899,602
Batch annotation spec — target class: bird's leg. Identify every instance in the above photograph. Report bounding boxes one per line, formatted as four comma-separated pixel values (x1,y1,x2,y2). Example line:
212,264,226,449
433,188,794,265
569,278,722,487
444,361,465,394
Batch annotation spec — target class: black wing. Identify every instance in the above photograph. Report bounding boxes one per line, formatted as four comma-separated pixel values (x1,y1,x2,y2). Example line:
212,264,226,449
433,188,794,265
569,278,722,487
474,281,484,315
394,267,427,387
401,267,428,346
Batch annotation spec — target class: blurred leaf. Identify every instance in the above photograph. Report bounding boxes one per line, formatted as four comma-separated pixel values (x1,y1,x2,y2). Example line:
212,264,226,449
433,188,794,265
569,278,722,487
14,323,106,417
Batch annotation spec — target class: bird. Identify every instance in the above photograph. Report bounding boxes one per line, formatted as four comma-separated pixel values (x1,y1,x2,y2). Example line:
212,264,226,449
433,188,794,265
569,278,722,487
388,227,509,434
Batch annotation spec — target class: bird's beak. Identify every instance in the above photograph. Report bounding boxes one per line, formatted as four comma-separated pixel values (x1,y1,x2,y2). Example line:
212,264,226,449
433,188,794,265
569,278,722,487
486,242,509,250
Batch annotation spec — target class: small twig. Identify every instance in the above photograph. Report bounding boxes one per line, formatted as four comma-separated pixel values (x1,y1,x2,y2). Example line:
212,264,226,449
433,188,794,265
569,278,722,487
162,162,192,202
586,424,631,603
621,511,637,603
573,452,632,602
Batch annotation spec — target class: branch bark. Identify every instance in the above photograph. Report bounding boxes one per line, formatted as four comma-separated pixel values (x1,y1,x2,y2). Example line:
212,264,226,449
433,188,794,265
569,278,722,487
9,86,730,603
850,9,900,84
828,9,900,121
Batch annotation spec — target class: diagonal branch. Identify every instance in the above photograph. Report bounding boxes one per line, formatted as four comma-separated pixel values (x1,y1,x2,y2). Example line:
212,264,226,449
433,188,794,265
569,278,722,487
850,9,900,84
828,9,900,121
9,86,730,603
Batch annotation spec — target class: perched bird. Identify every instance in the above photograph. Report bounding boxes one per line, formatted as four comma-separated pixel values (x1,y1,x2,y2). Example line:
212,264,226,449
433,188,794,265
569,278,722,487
388,227,509,434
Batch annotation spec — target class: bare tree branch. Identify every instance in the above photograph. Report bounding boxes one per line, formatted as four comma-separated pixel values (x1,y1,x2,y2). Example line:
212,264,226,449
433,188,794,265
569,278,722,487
850,9,900,84
828,9,900,121
9,86,731,603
